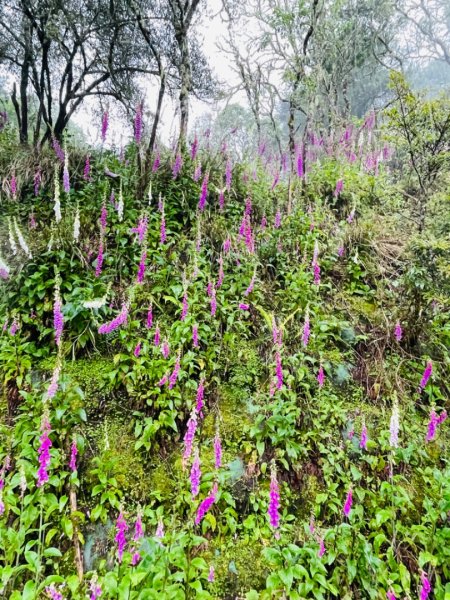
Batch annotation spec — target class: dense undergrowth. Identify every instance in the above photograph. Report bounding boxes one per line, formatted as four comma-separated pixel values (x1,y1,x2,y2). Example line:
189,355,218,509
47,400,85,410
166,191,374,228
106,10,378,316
0,88,450,599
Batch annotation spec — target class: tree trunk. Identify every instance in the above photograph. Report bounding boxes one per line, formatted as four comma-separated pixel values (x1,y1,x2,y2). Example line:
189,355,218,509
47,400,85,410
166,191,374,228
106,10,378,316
178,34,191,150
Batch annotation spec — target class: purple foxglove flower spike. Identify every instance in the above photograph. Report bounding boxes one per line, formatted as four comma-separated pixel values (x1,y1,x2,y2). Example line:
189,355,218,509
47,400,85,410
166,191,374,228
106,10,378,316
419,361,432,391
214,426,222,469
419,571,431,600
195,483,218,525
115,511,128,563
268,461,280,532
394,321,402,342
334,179,343,197
183,408,198,464
343,487,353,517
98,304,128,334
360,422,368,450
172,153,183,179
198,173,209,211
69,439,78,472
134,342,141,358
317,365,325,388
101,111,109,143
37,414,52,487
146,305,153,329
318,538,325,558
190,448,201,499
196,378,205,415
208,565,215,582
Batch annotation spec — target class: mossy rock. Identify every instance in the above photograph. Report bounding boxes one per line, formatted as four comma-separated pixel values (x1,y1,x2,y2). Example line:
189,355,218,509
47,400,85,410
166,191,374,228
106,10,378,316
210,537,269,598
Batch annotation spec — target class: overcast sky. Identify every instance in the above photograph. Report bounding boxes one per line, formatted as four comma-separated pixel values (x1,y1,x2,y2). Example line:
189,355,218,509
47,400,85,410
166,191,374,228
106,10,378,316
73,0,241,147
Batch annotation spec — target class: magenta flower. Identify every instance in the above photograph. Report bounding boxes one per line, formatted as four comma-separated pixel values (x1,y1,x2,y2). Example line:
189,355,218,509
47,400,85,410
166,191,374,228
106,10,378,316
309,514,315,534
47,363,61,399
195,483,218,525
239,303,249,311
296,154,304,178
394,321,402,342
100,204,107,231
190,135,199,161
89,579,102,600
390,399,400,448
261,214,267,230
181,291,189,321
225,159,232,190
98,304,128,334
419,361,432,390
9,318,19,336
302,312,310,347
131,216,148,244
192,324,199,348
152,151,161,172
214,428,222,469
419,572,431,600
115,511,128,563
160,213,166,245
334,179,344,197
45,583,64,600
131,551,141,566
146,305,153,329
317,365,325,388
183,408,198,463
95,239,104,278
268,462,280,531
136,250,147,284
158,374,168,387
190,448,201,499
208,565,215,583
438,410,447,425
219,189,225,210
52,137,65,162
318,538,325,558
223,238,231,254
193,163,202,182
210,286,217,316
244,275,255,296
275,350,283,390
155,519,164,538
161,339,170,359
343,488,353,517
168,353,181,390
69,440,78,472
101,111,109,143
34,170,41,195
134,513,144,541
338,245,345,257
53,297,64,347
360,423,368,450
37,416,52,487
426,409,438,442
196,379,205,415
172,153,183,179
134,103,143,143
154,325,161,346
198,173,209,211
386,590,396,600
134,342,141,358
274,210,281,229
347,208,355,224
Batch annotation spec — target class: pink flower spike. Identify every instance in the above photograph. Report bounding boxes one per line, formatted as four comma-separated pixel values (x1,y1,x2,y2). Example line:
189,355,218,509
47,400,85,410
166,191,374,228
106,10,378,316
419,361,432,391
115,511,128,563
208,565,215,583
426,409,438,442
196,379,205,415
419,571,431,600
239,303,249,311
192,324,199,348
386,591,396,600
195,483,217,525
190,448,201,499
268,462,280,530
134,342,141,358
69,440,78,472
214,427,222,469
394,321,402,342
317,365,325,388
343,488,353,517
154,325,161,346
146,305,153,329
318,538,325,558
360,423,368,450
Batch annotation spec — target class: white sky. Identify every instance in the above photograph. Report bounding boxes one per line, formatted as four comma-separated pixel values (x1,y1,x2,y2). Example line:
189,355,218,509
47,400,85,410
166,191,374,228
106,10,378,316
73,0,241,147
